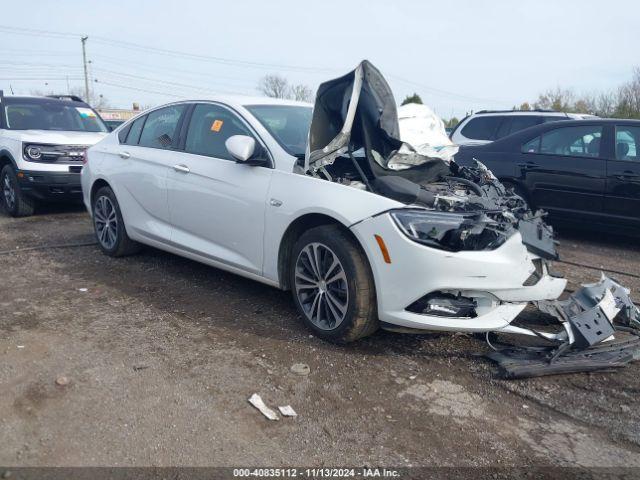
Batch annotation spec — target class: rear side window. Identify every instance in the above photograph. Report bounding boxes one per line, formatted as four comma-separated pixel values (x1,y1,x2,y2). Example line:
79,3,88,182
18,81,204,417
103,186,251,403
616,126,640,161
460,116,502,141
522,136,541,153
185,103,253,160
124,116,146,145
138,105,186,149
535,125,603,157
495,116,542,140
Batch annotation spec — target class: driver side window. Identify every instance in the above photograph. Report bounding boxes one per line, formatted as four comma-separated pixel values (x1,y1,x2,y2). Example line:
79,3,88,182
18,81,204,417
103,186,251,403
539,125,603,158
185,104,254,160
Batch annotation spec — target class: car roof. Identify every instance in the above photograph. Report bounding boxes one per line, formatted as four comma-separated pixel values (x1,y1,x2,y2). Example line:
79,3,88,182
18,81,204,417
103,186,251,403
473,109,564,115
1,95,92,108
166,94,313,110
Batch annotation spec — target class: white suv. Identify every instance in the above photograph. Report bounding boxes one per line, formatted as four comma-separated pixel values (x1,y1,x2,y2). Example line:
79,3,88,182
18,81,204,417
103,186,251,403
450,110,596,146
0,92,108,216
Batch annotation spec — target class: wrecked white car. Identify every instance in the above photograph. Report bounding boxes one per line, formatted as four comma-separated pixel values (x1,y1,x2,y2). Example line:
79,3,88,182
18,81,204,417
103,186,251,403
82,60,640,376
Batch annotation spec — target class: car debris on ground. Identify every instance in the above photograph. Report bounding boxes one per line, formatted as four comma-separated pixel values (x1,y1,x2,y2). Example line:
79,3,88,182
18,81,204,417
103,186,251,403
248,393,279,421
306,60,640,378
278,405,297,417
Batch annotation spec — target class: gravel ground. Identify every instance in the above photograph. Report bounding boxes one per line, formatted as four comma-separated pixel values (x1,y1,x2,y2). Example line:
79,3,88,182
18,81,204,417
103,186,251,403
1,206,639,467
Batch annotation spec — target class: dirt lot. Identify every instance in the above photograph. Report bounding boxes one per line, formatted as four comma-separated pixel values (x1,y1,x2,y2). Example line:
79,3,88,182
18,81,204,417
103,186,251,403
1,206,640,468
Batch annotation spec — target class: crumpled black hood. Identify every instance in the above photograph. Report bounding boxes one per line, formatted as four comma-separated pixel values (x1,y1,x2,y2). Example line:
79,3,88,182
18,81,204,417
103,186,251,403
306,60,444,174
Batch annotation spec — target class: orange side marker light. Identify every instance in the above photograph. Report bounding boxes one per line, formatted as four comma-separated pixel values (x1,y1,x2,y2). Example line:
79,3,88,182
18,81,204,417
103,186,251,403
374,235,392,264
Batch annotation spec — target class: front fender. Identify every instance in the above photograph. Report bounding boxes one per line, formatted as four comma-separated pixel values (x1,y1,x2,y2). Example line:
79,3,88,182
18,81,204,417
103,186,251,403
262,169,402,283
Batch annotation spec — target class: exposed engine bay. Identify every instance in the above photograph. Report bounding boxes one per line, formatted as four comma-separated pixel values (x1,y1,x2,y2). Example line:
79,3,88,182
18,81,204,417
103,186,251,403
302,60,640,378
302,60,557,259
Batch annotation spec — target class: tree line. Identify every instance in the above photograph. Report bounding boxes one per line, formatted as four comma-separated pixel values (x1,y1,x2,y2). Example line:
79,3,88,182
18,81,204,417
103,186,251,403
519,67,640,119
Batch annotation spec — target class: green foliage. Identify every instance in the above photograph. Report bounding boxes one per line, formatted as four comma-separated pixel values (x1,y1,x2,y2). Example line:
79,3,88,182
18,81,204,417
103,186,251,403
444,117,459,128
401,93,423,105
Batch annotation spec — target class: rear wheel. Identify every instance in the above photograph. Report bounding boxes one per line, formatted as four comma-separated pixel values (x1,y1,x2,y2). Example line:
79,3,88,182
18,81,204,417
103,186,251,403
92,186,141,257
1,165,35,217
290,225,378,343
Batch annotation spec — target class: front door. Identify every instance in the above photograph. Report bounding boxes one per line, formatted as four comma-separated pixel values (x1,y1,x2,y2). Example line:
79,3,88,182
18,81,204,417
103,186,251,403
167,103,273,275
519,123,607,220
604,124,640,228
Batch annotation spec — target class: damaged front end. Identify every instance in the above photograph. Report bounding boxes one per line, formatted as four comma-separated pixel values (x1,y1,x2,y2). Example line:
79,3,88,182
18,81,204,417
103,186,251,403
306,60,640,377
305,59,558,259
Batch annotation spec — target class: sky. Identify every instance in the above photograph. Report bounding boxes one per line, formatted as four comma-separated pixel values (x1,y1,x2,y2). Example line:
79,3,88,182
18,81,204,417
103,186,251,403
1,0,638,118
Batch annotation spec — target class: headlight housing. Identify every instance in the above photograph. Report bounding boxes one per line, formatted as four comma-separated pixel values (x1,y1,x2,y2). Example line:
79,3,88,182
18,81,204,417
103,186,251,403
23,144,43,160
390,209,509,252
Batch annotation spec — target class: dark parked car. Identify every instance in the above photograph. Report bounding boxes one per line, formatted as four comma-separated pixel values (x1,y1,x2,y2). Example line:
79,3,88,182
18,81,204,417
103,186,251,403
454,119,640,234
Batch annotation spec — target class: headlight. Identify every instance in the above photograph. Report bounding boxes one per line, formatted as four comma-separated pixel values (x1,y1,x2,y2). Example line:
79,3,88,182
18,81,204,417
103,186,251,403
24,144,43,160
390,209,507,251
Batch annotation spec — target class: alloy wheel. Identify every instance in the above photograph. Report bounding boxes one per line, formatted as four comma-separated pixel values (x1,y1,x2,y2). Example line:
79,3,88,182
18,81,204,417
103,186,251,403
294,242,349,330
2,173,16,210
94,195,118,250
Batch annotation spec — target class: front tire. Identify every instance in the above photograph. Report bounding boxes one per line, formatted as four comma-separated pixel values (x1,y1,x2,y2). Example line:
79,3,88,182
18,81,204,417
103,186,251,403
92,186,141,257
290,225,378,343
1,165,35,217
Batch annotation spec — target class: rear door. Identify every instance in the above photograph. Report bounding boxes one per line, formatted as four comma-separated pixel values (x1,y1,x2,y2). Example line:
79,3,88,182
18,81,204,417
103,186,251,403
109,104,187,242
167,102,273,275
518,123,607,219
604,124,640,228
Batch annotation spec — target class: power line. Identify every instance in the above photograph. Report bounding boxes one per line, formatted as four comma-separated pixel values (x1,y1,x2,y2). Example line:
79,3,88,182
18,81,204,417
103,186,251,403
92,68,249,96
389,74,511,106
0,25,77,39
91,54,258,87
0,23,512,106
93,79,184,98
0,24,337,74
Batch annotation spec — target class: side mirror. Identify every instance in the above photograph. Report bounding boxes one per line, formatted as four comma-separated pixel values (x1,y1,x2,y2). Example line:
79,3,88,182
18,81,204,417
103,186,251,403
225,135,256,162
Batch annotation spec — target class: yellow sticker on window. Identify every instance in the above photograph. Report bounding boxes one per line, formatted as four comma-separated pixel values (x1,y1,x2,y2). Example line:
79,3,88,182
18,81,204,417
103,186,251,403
211,120,223,132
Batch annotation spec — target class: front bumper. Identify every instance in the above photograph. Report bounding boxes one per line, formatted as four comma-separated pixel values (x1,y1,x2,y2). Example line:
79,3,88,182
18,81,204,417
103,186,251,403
350,213,567,332
17,168,83,202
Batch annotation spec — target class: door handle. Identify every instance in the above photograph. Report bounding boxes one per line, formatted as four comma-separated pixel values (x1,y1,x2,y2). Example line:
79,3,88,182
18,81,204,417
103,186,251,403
517,161,538,170
119,151,131,159
173,164,190,174
614,173,640,181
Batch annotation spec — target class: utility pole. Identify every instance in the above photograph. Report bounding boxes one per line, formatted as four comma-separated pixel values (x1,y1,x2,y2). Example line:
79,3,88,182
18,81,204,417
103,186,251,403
81,36,90,104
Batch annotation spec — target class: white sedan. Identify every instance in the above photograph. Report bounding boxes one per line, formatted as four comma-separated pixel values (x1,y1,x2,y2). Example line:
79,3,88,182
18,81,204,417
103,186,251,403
82,61,567,343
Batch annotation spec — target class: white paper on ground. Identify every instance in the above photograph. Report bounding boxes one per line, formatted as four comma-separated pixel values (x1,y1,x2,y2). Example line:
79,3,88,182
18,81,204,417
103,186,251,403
248,393,279,421
278,405,297,417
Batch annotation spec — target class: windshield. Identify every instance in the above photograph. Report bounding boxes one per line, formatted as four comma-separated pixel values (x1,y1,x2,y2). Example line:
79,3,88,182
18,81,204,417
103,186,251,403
246,105,312,157
4,102,108,132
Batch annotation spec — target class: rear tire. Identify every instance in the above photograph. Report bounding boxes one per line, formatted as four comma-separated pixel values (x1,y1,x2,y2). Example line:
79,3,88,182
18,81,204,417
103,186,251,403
92,186,141,257
290,225,378,343
1,165,36,217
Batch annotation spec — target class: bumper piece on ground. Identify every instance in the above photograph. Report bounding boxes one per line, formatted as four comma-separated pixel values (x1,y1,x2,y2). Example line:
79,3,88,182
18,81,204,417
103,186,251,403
486,333,640,379
487,275,640,378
